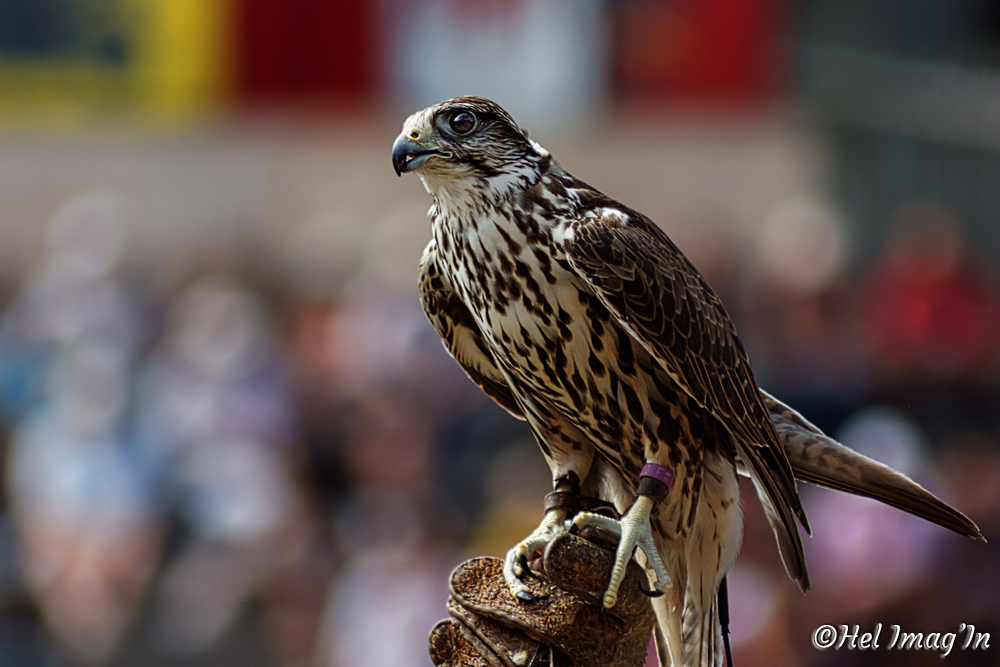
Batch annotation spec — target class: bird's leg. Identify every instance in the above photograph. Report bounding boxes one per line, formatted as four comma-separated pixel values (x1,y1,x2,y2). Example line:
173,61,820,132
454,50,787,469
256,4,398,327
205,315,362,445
573,463,673,608
503,472,580,601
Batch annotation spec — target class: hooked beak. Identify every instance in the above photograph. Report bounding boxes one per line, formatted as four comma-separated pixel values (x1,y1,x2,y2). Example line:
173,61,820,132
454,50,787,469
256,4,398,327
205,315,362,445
392,134,446,176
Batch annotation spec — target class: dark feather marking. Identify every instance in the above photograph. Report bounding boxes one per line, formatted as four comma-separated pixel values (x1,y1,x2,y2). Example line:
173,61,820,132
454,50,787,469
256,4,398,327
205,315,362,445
496,223,523,255
621,382,644,425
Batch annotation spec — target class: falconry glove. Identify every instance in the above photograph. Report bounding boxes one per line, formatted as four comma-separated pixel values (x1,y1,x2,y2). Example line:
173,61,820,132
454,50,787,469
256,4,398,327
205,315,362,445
430,523,656,667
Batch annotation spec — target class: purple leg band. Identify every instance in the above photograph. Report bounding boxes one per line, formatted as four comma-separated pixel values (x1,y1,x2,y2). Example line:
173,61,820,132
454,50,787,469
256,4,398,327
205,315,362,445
640,463,674,490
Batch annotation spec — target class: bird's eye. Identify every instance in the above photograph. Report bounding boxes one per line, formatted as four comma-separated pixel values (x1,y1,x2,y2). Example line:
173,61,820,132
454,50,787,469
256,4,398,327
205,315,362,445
449,111,476,135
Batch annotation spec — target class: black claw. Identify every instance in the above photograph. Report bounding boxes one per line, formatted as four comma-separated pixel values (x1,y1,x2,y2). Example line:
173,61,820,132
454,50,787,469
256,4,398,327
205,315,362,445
638,581,664,598
518,554,541,580
516,589,548,602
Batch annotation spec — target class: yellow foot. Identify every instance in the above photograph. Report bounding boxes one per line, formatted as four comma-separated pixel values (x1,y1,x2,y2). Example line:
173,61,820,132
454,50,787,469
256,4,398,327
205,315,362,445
503,509,568,601
573,496,671,608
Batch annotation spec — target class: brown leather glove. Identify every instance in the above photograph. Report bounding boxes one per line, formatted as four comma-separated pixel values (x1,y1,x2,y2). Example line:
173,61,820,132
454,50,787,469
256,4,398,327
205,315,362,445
429,525,656,667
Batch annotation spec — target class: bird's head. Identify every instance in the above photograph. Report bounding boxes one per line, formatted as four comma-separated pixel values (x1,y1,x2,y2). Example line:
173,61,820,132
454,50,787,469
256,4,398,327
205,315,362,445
392,96,547,204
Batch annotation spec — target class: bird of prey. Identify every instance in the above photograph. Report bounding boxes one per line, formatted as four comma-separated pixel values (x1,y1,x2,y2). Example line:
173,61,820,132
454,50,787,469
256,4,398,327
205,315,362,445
392,97,982,667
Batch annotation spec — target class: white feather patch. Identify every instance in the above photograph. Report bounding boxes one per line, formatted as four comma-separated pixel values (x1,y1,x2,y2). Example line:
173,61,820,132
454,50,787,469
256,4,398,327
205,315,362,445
599,207,629,228
551,222,576,245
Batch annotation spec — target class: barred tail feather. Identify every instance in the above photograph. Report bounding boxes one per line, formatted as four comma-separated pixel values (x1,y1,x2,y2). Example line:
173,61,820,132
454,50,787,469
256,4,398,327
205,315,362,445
750,474,810,592
650,588,683,667
761,390,984,541
651,588,722,666
649,458,741,666
684,594,722,667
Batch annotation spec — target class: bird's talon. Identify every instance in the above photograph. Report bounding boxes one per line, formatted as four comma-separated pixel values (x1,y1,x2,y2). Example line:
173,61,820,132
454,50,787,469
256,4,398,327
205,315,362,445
585,496,671,610
516,589,547,602
517,553,537,579
509,575,547,602
508,554,528,577
572,511,623,536
503,509,568,602
638,581,664,598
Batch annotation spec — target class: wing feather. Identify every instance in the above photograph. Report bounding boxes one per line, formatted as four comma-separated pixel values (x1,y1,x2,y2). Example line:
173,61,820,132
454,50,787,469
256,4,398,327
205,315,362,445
565,214,811,590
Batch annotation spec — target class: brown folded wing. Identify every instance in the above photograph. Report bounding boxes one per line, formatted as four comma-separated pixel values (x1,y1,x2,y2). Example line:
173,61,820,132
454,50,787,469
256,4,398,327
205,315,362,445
566,214,811,590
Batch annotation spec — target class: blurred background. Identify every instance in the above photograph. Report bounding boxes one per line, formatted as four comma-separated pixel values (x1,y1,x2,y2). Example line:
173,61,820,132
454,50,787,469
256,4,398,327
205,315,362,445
0,1,997,666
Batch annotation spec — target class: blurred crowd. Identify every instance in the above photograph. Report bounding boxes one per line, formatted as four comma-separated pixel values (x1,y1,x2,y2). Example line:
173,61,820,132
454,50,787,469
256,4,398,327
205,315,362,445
0,1,998,667
0,188,543,667
0,184,996,667
718,197,1000,667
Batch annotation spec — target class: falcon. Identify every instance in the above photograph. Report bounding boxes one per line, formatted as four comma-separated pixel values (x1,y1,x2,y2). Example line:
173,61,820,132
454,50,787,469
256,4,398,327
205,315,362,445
392,97,982,667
